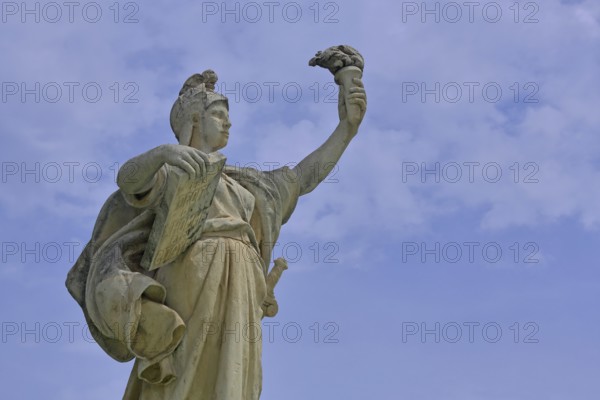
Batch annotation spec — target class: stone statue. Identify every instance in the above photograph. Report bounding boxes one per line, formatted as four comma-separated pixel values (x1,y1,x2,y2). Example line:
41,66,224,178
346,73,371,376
66,45,367,400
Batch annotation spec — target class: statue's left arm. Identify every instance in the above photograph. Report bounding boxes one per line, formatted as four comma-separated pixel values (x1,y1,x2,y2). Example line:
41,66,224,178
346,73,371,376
292,77,367,195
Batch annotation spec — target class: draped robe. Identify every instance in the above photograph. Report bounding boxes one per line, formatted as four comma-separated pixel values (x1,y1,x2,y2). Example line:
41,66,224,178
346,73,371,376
66,161,300,400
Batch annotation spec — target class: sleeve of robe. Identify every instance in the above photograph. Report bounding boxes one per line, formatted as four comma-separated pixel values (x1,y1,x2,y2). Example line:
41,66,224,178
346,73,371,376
66,165,186,385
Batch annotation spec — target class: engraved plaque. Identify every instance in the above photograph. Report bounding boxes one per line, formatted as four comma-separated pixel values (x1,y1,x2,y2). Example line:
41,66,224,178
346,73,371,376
141,152,226,270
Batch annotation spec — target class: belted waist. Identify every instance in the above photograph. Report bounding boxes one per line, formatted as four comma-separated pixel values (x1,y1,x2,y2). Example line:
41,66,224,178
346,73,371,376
199,229,263,265
200,230,253,245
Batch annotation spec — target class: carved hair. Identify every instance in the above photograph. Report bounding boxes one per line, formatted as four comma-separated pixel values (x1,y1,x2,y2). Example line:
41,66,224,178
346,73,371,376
170,69,229,146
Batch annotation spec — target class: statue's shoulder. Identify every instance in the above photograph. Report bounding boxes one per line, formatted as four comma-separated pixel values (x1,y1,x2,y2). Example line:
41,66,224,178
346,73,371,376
223,164,262,183
222,164,299,199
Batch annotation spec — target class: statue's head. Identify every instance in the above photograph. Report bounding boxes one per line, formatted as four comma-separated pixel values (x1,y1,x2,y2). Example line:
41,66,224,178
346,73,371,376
170,70,230,150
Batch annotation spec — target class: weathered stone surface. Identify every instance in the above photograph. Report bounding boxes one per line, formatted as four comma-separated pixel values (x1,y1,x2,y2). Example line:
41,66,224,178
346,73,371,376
141,153,226,270
66,46,367,400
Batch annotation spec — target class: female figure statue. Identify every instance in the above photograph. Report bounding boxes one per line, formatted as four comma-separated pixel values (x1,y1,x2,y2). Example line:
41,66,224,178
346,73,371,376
67,47,366,400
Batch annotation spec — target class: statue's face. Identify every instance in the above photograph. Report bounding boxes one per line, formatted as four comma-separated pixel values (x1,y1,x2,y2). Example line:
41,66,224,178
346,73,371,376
190,102,231,152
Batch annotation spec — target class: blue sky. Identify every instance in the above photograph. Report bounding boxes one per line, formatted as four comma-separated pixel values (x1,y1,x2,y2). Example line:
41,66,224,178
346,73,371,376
1,0,600,398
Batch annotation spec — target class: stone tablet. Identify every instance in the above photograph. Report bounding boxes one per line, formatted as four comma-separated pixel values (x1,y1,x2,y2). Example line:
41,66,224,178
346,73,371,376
141,152,227,270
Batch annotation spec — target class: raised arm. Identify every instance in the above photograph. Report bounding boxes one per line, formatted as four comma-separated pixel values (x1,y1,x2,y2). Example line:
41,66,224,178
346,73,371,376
293,77,367,195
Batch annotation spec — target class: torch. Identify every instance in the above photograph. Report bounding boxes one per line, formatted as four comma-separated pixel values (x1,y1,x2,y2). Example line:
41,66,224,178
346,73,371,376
309,45,365,118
